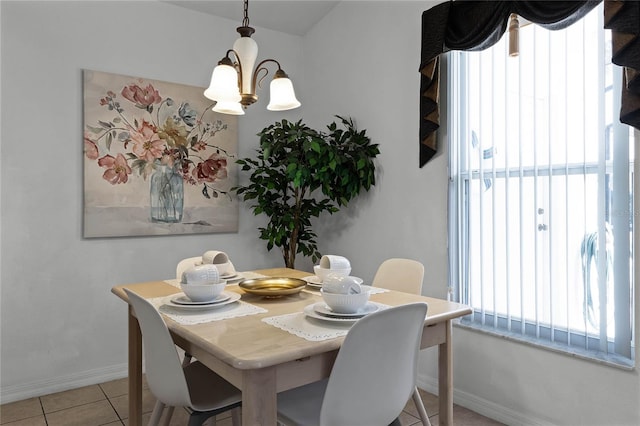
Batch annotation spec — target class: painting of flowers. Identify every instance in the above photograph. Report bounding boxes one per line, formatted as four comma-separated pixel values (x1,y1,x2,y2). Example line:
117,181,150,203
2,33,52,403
83,70,238,237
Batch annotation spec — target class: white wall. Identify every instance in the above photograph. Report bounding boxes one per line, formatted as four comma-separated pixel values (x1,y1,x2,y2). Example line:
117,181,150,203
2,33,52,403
303,2,640,426
0,0,304,402
2,1,639,424
301,1,450,299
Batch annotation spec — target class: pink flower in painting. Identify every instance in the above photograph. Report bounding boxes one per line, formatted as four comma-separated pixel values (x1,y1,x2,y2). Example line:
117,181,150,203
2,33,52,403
85,75,233,203
193,153,228,183
131,120,165,162
121,83,161,110
98,153,132,184
84,135,99,160
193,140,207,151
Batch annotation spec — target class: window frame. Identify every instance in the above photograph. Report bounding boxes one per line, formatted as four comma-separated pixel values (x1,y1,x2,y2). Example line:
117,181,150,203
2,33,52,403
446,12,635,369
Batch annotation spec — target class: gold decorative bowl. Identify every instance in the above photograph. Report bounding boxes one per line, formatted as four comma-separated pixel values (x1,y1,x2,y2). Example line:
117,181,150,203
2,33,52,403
238,277,306,297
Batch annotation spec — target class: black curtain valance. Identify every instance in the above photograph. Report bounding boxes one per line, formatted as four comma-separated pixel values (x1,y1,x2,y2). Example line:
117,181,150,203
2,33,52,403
419,0,640,167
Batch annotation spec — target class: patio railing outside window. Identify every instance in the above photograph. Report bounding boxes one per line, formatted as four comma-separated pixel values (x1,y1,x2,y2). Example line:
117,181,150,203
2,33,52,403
448,4,635,367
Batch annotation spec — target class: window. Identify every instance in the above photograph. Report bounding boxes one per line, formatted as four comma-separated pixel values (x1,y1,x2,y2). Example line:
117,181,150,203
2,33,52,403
448,5,635,367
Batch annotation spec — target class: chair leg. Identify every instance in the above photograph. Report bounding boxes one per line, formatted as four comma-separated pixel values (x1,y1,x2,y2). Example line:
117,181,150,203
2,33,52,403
159,406,175,426
412,386,432,426
148,401,165,426
182,352,193,366
157,354,192,426
230,406,241,426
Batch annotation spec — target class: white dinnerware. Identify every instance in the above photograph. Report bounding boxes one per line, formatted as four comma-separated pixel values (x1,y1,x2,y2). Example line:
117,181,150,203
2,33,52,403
220,270,239,279
320,288,370,314
302,303,359,323
319,254,351,270
202,250,230,265
171,292,231,306
303,275,323,288
322,274,364,294
165,291,240,310
180,281,227,302
181,264,221,285
314,302,379,318
314,265,351,281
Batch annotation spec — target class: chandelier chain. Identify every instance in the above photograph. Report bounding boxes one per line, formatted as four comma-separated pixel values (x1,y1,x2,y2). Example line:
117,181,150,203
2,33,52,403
242,0,250,27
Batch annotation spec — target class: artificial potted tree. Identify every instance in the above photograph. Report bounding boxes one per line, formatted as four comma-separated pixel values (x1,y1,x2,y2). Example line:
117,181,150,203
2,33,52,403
234,116,380,268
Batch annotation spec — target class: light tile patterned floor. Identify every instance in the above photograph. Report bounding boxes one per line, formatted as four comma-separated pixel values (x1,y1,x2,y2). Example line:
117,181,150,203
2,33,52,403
0,378,504,425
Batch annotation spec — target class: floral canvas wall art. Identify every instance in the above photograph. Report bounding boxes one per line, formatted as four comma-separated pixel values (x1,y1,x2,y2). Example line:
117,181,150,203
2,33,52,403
83,70,238,237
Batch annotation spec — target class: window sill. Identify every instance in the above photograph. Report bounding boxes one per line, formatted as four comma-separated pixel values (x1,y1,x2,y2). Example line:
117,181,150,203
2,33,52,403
454,319,635,371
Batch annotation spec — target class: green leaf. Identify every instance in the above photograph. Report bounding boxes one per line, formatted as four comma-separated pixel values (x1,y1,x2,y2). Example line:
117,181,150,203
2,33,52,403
232,116,379,268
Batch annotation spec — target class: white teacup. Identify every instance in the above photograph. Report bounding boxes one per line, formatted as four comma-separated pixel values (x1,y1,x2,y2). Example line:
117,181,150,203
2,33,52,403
202,250,230,265
322,274,364,294
181,264,220,285
319,255,351,270
314,265,351,282
214,261,235,276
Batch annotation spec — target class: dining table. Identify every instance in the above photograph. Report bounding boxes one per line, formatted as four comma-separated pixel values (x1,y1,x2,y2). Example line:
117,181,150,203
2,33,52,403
111,267,472,426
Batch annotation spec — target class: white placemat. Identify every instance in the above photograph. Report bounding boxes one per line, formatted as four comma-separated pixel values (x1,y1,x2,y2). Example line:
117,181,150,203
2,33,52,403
149,294,267,325
262,302,390,341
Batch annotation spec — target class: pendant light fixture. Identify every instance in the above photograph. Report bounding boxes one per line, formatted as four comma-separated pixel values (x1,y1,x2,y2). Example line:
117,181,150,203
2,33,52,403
204,0,301,115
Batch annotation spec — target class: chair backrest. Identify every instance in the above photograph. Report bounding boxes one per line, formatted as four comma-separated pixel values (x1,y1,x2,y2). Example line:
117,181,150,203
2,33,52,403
124,289,192,408
371,258,425,295
176,256,202,280
319,303,428,426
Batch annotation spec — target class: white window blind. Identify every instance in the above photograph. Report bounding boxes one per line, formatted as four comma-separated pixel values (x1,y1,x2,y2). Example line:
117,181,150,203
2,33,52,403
448,5,635,366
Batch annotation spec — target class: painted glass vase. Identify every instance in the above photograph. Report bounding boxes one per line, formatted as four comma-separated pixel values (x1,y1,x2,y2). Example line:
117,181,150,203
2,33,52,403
150,165,184,223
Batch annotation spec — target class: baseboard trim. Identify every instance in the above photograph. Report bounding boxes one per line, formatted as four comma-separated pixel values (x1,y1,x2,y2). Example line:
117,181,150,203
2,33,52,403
416,373,552,426
1,363,128,404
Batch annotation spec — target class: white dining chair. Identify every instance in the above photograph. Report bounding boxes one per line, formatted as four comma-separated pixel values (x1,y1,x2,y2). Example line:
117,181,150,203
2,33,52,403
176,256,202,280
276,303,428,426
371,258,425,295
124,289,242,426
371,258,431,426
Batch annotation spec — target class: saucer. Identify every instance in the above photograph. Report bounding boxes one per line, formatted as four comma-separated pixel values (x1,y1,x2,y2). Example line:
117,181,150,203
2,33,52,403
313,302,379,318
165,292,240,310
303,303,359,323
171,292,231,305
302,275,323,288
221,272,239,279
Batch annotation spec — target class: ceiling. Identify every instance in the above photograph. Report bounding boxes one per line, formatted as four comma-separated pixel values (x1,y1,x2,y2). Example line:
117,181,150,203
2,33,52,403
166,1,340,36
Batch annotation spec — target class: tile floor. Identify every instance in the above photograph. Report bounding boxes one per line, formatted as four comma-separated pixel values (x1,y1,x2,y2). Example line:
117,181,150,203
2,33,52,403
0,378,504,425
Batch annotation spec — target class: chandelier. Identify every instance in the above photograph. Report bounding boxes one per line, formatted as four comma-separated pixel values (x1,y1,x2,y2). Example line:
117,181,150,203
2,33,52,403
204,0,301,115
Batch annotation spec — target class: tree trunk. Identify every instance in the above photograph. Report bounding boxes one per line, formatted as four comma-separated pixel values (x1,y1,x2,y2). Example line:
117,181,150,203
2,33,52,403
286,223,299,269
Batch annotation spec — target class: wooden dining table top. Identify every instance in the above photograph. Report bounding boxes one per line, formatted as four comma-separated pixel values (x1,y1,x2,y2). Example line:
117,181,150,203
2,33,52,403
111,267,471,370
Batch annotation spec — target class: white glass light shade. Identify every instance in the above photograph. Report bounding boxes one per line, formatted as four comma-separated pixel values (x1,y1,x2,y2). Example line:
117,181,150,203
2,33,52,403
267,77,301,111
204,64,241,102
233,36,258,95
212,101,245,115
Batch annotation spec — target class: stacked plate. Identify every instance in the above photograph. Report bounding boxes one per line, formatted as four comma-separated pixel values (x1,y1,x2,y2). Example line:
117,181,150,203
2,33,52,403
220,271,244,283
165,291,240,310
302,275,323,289
303,302,379,323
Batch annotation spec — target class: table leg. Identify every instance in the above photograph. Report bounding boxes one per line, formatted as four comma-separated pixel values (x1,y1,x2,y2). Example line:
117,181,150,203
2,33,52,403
128,306,143,426
242,367,276,426
438,320,453,426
